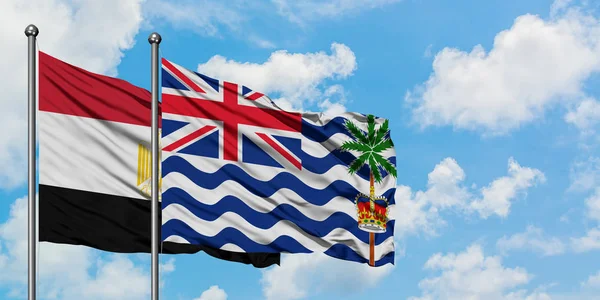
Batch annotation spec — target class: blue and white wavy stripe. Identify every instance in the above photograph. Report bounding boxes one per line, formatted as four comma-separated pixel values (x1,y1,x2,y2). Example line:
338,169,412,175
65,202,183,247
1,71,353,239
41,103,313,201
163,223,395,266
162,114,397,265
301,116,391,143
161,172,393,216
161,158,396,265
302,117,352,143
164,146,396,184
299,117,395,181
162,187,395,243
162,205,395,263
162,156,396,206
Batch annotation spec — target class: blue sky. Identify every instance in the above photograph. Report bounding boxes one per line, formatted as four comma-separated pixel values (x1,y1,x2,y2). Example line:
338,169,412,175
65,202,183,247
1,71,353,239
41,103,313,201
1,0,600,299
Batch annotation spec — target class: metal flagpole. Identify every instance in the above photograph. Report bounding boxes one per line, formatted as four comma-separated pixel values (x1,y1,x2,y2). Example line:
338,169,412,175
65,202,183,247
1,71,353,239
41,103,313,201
148,32,162,300
25,24,39,300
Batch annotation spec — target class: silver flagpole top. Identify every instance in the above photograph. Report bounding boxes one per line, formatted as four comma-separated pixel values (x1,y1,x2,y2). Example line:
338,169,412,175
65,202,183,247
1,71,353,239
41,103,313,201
148,32,162,44
24,24,39,37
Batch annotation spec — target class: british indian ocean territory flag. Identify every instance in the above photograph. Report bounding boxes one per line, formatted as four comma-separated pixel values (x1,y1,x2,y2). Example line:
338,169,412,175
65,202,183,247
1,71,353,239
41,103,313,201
160,58,397,266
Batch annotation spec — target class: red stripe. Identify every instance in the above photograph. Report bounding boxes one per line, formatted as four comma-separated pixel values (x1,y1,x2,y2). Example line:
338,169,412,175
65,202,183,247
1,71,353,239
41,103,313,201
256,133,302,170
162,58,206,93
162,125,216,152
245,92,264,101
223,82,239,161
39,51,160,127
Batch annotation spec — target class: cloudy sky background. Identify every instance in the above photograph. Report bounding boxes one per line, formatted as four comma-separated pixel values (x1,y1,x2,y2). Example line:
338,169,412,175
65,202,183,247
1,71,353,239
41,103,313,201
1,0,600,299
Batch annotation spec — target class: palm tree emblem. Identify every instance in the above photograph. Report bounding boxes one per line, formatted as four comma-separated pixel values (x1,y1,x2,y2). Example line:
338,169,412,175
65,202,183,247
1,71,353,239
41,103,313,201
340,114,396,266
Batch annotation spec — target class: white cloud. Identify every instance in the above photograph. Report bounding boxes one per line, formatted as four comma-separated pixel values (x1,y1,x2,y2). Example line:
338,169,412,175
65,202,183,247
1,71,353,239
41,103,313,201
424,44,434,58
197,43,357,110
317,85,348,116
393,157,469,237
469,158,546,219
570,183,600,253
409,244,536,300
565,98,600,135
496,226,566,256
142,1,277,48
272,0,402,25
504,290,553,300
550,0,575,17
571,228,600,253
71,255,149,300
423,157,471,209
406,4,600,135
159,257,176,273
394,184,446,238
585,188,600,222
143,0,243,37
0,197,158,299
318,99,347,116
260,253,393,300
194,285,228,300
0,0,145,189
581,270,600,289
569,156,600,192
395,157,544,238
147,0,403,37
248,35,277,49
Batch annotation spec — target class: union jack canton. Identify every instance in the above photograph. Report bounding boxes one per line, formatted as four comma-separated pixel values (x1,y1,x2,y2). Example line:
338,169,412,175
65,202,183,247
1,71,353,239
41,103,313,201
161,58,302,169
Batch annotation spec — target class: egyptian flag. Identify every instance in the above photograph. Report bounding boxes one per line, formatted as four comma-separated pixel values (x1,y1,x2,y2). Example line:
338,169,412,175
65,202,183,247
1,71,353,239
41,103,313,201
38,51,279,268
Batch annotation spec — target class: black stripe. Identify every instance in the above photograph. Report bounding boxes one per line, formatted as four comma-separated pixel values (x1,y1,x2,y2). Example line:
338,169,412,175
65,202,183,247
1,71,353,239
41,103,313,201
39,184,279,268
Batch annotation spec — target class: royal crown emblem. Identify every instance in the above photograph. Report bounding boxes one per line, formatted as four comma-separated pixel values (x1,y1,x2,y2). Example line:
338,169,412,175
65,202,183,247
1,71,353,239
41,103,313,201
354,193,389,233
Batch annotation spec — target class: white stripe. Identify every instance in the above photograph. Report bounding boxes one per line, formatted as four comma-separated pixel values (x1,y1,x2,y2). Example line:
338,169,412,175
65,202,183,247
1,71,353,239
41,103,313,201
164,235,190,244
303,132,348,159
162,113,224,160
251,133,300,170
300,131,397,160
238,129,396,160
162,172,396,222
39,111,149,200
162,204,395,261
161,152,397,194
162,61,221,100
236,84,263,108
220,243,245,253
163,124,219,153
162,112,206,123
161,87,219,101
239,123,301,139
237,126,243,164
162,67,197,96
244,91,264,100
302,111,387,127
